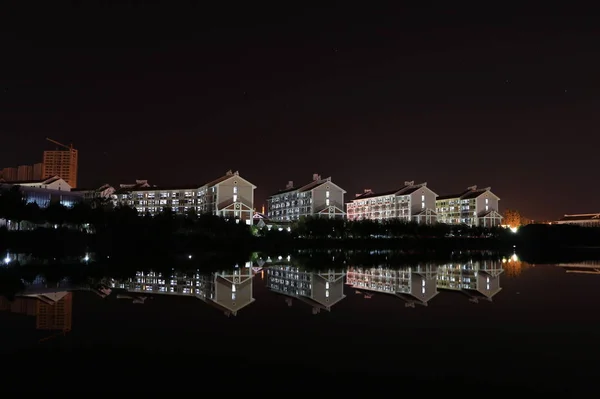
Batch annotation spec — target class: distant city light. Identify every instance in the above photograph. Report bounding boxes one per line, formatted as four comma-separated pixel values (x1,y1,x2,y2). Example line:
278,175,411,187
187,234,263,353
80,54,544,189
188,255,192,259
510,227,518,233
3,255,10,265
83,254,90,262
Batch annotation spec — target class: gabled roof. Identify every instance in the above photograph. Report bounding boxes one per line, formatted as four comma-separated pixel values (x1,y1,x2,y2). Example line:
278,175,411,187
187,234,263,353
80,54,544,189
437,186,497,201
115,171,256,193
269,176,346,197
1,176,62,186
559,213,600,222
351,182,429,201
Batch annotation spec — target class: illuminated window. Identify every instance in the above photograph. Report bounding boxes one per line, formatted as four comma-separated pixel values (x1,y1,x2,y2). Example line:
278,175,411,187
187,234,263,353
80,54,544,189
326,199,330,206
233,194,237,202
421,195,425,201
325,282,329,289
233,186,238,194
326,191,330,198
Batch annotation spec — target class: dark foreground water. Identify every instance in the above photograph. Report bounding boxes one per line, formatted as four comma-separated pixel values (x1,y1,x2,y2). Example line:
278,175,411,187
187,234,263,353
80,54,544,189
0,255,599,393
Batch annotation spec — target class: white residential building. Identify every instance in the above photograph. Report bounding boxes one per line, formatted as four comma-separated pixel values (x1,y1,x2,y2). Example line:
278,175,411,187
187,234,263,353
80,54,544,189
265,265,346,314
267,174,346,221
72,184,115,202
113,170,256,223
435,185,502,227
346,181,438,224
555,213,600,227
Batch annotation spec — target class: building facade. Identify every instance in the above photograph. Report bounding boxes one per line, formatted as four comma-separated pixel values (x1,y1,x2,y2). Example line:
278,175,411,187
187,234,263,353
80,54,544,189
114,170,256,223
17,165,33,181
1,167,17,182
72,184,116,202
267,174,346,221
42,146,78,188
265,265,346,313
555,213,600,227
0,176,82,208
346,181,438,224
435,185,502,227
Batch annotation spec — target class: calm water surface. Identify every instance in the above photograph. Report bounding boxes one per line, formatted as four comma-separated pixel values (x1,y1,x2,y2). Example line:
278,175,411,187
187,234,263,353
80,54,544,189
1,255,599,393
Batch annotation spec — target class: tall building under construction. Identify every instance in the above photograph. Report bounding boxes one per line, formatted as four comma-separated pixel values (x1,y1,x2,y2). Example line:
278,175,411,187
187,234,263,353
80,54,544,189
42,138,78,188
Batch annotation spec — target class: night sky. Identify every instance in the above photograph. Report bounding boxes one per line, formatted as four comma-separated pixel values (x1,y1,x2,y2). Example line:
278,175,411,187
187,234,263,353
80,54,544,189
1,3,598,220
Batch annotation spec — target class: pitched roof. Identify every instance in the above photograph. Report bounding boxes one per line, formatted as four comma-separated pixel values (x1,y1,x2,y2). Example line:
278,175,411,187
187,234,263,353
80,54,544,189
1,176,62,185
437,186,494,201
351,182,429,201
559,213,600,222
269,176,344,197
115,171,254,193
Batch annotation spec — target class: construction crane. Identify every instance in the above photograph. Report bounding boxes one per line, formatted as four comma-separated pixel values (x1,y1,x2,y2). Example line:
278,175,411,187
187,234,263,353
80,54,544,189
46,137,74,151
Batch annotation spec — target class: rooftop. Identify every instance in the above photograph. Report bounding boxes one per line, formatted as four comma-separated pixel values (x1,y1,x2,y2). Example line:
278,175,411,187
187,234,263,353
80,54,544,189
351,181,428,201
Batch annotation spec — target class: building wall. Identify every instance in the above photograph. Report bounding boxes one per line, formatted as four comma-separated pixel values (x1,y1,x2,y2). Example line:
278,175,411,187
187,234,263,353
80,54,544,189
311,183,345,213
1,167,17,181
42,149,78,188
476,193,499,215
17,165,33,181
409,187,437,215
267,178,345,221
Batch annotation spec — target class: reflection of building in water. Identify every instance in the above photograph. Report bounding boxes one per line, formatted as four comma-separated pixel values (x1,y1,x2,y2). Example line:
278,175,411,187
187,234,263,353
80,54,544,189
346,264,438,307
557,260,600,275
437,260,503,302
112,267,256,316
0,292,73,332
265,265,346,314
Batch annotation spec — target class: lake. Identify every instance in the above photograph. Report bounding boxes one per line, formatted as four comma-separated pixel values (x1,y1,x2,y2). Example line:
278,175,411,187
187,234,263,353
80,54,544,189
0,252,599,393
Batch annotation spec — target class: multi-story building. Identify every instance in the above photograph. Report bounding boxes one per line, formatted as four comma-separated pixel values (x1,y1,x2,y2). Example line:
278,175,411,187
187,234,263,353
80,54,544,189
437,259,503,302
33,163,43,180
0,176,82,209
346,181,438,224
265,265,346,314
17,165,33,181
42,140,78,188
1,167,17,182
113,170,256,223
555,213,600,227
72,184,116,202
346,264,439,307
267,174,346,221
113,267,256,317
435,185,502,227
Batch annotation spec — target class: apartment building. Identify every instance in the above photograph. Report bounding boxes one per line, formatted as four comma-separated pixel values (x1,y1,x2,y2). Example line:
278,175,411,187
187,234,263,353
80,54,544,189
346,181,438,224
72,184,116,202
267,174,346,221
43,144,78,189
113,170,256,223
1,167,17,182
0,163,43,182
435,185,502,227
265,265,346,313
346,264,439,306
17,165,33,181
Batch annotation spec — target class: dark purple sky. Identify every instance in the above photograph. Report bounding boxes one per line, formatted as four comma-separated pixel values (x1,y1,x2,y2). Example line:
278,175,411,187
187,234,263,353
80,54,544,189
1,3,598,220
